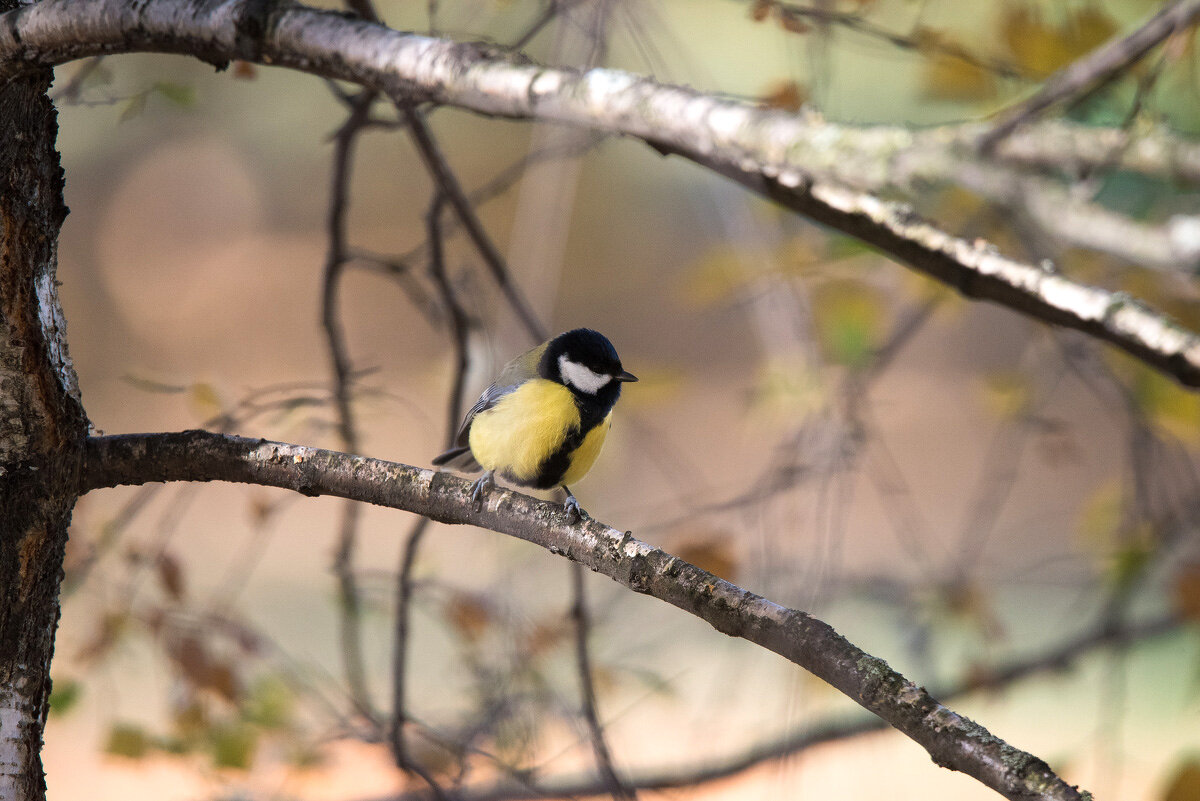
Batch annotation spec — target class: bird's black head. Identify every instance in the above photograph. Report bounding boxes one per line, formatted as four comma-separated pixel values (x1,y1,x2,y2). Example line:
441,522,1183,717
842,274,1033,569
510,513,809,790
538,328,637,401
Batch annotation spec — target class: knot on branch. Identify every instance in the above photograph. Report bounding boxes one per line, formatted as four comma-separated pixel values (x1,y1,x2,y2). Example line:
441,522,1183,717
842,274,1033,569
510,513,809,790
229,0,277,65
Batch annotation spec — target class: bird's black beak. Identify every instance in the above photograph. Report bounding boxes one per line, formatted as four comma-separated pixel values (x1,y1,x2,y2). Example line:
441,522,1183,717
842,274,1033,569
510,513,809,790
616,370,638,382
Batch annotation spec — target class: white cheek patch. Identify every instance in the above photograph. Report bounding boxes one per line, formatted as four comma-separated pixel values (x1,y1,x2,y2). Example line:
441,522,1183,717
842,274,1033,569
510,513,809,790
559,355,612,394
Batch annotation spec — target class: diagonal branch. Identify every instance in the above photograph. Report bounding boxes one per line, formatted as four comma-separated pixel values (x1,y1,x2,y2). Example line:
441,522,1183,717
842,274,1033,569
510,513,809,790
81,430,1089,801
3,0,1200,384
400,106,547,343
979,0,1200,150
377,612,1180,801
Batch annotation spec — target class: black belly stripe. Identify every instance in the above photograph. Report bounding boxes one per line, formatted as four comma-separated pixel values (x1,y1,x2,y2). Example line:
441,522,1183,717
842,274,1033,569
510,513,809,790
498,388,617,490
529,424,586,489
521,392,613,490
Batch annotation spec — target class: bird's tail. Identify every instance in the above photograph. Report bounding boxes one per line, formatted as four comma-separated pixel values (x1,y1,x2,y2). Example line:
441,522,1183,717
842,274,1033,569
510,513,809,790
432,446,482,473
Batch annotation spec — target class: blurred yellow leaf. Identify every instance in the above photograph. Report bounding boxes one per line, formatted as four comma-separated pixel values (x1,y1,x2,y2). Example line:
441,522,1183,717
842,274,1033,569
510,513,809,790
813,279,885,367
244,674,295,730
1128,367,1200,443
979,370,1031,420
48,678,82,716
172,700,208,742
210,722,258,770
1107,537,1155,592
1163,759,1200,801
1001,7,1064,77
105,723,151,759
1172,563,1200,622
681,244,752,307
121,374,187,394
1077,480,1123,549
1074,477,1155,587
921,54,997,101
1070,8,1119,61
152,81,195,108
188,381,223,422
118,91,149,123
1001,5,1116,77
751,355,826,423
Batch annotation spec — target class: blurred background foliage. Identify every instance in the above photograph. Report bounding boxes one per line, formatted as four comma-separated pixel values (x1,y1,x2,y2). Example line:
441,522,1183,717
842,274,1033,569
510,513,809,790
46,0,1200,799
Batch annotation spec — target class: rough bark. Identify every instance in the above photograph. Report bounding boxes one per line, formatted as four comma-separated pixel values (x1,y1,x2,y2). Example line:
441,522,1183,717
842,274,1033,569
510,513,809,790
83,431,1089,801
0,4,87,797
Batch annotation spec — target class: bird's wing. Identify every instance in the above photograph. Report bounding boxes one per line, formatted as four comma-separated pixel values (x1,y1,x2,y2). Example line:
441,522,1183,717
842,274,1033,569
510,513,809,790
449,379,520,448
432,341,547,468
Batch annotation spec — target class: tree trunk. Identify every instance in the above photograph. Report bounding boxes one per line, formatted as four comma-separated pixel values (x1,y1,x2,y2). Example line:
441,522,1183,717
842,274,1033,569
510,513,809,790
0,3,87,797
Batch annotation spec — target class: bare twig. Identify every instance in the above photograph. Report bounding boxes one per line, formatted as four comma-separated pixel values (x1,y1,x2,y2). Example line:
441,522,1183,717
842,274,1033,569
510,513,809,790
361,132,605,285
389,193,470,792
569,563,635,801
980,0,1200,150
400,106,547,343
771,1,1028,81
82,430,1093,801
322,87,379,724
510,0,592,51
50,55,104,101
378,612,1180,801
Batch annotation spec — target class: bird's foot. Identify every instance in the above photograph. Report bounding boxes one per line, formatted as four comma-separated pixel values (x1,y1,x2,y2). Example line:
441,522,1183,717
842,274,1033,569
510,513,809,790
470,471,495,512
563,486,587,522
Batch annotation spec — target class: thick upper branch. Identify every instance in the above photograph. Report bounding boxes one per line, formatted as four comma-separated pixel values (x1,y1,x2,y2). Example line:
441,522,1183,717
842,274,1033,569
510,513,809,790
82,430,1086,801
3,0,1200,385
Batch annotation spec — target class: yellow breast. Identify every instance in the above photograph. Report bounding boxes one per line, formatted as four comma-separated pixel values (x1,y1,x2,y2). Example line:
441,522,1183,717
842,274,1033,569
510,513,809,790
467,379,612,487
469,380,577,483
559,413,611,486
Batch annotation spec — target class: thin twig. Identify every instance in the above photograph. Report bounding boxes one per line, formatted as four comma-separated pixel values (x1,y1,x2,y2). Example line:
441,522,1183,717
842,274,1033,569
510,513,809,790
772,1,1028,81
400,105,547,344
322,87,380,724
377,612,1179,801
362,132,605,284
570,563,635,801
51,55,104,101
390,193,470,797
980,0,1200,150
510,0,592,51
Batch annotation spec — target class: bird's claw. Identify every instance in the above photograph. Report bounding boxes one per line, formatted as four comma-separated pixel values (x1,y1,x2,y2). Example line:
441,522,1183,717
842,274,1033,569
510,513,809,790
470,471,495,512
563,490,587,523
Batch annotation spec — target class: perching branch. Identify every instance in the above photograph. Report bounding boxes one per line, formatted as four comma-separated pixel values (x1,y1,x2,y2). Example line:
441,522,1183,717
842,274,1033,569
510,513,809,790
377,612,1179,801
4,0,1200,386
82,430,1088,801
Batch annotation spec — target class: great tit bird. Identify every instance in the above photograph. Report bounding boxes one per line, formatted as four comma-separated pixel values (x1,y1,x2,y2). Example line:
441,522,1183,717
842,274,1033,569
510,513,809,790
433,328,637,519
